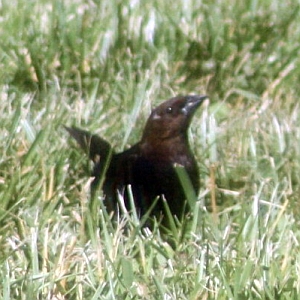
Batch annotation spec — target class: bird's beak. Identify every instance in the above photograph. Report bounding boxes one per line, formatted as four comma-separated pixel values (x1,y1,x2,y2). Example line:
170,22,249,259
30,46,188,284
182,95,208,115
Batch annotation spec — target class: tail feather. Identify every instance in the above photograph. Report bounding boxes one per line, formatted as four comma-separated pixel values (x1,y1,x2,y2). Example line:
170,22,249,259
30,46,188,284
64,126,114,164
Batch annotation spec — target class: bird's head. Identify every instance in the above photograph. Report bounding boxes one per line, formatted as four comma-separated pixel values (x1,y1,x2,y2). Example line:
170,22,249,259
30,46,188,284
142,95,207,142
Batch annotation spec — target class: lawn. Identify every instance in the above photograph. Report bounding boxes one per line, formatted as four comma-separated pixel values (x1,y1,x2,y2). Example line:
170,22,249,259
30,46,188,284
1,0,300,298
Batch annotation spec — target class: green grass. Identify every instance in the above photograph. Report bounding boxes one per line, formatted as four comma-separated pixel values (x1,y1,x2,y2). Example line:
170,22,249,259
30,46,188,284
1,0,300,298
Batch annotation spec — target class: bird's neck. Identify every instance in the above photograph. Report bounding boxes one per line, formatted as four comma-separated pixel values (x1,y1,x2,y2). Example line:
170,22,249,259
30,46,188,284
140,134,192,163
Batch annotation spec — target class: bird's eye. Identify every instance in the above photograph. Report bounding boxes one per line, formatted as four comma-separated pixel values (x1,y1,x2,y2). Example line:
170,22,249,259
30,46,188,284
166,106,173,114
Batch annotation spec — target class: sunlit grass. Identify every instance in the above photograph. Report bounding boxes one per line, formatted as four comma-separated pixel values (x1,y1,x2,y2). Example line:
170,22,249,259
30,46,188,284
1,0,300,298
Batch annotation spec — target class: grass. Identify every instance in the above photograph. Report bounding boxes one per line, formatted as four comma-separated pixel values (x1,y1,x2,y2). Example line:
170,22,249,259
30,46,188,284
1,0,300,298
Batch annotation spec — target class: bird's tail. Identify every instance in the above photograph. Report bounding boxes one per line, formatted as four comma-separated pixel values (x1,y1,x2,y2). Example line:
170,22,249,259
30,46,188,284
64,126,114,164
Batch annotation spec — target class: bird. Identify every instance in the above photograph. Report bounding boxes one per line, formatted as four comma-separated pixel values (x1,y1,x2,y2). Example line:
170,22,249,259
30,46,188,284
65,95,207,225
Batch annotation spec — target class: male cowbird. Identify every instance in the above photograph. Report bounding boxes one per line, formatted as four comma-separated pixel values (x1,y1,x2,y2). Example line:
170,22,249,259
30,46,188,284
66,95,207,223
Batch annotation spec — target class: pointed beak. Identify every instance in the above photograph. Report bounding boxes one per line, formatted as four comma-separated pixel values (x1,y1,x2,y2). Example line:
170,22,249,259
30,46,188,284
182,95,207,115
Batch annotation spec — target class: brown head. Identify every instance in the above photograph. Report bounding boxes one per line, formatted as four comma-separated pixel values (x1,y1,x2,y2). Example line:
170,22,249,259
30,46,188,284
141,95,207,143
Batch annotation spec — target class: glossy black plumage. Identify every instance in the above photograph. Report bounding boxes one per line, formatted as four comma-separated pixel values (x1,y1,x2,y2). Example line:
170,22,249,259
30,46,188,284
66,95,207,221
